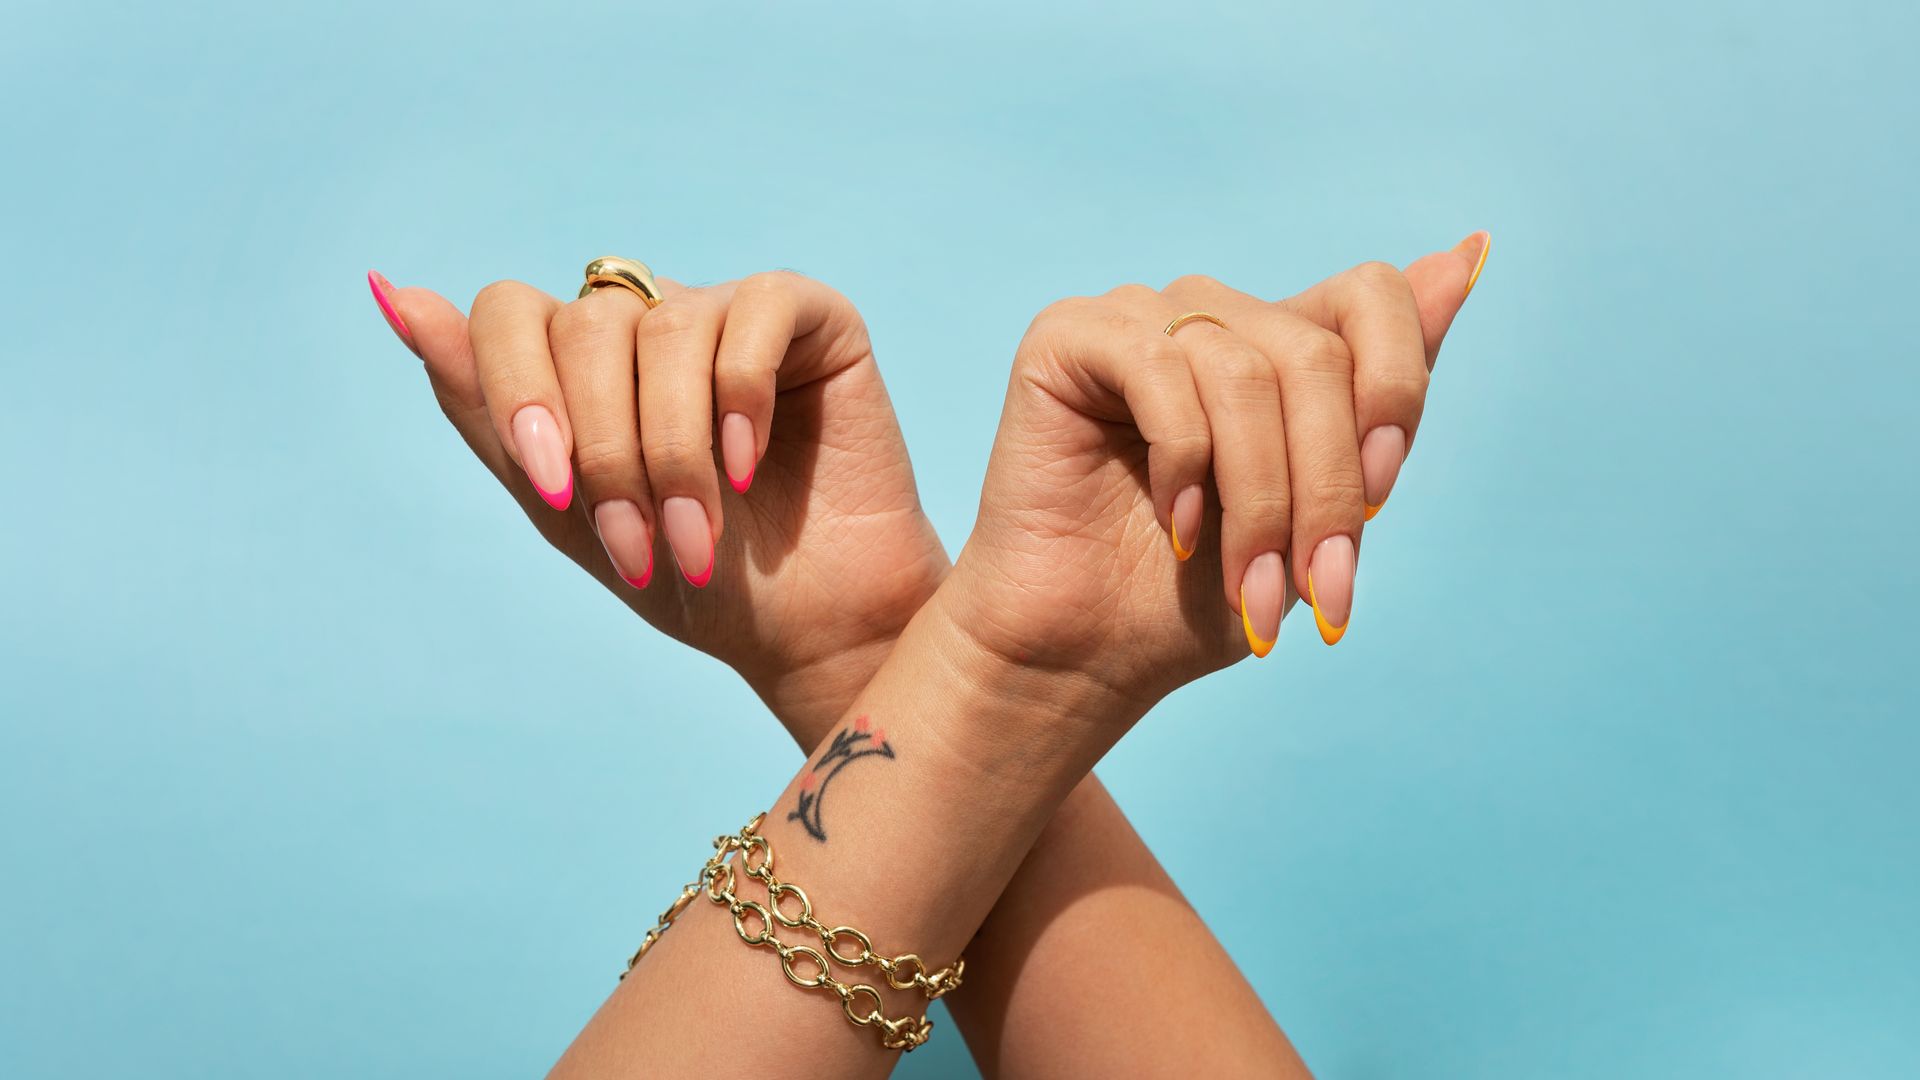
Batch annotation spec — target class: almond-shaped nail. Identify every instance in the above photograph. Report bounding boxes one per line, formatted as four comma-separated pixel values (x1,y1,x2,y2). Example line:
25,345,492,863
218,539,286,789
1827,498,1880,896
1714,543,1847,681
661,496,715,588
1169,485,1204,560
1307,534,1356,646
720,412,757,494
510,404,573,511
1239,550,1285,658
367,270,419,357
1461,231,1491,298
1361,425,1408,521
593,500,654,589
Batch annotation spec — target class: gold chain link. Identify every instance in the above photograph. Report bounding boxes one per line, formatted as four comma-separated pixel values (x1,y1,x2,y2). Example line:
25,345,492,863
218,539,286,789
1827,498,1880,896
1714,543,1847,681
623,813,963,1052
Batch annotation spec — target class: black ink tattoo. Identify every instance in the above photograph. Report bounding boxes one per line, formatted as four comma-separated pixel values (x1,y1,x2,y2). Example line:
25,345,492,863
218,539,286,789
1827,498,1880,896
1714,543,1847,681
788,715,894,843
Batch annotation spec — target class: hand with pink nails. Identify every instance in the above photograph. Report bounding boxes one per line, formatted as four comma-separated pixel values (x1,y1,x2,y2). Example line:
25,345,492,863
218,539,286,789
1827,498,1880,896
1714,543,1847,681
937,233,1489,719
368,269,948,738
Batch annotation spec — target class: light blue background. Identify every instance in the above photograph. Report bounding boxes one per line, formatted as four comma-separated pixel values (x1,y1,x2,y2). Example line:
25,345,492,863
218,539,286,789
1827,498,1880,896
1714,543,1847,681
2,2,1914,1076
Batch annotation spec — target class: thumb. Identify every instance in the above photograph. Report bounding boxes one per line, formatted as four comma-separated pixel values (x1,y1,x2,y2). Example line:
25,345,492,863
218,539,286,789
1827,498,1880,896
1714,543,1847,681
1401,231,1491,368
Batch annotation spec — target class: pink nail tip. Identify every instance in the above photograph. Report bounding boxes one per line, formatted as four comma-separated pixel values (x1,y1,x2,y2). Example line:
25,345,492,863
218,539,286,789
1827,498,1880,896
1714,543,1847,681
729,463,754,494
678,534,714,588
621,567,652,590
367,269,416,349
535,473,573,511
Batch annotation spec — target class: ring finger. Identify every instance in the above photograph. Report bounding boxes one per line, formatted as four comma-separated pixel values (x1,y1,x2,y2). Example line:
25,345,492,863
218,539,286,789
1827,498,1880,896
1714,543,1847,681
1145,293,1294,658
1167,277,1367,646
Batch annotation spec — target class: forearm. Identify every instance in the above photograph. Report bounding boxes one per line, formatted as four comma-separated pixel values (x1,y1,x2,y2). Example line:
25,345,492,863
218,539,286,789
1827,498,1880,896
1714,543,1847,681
737,571,1306,1077
554,593,1123,1077
947,775,1310,1078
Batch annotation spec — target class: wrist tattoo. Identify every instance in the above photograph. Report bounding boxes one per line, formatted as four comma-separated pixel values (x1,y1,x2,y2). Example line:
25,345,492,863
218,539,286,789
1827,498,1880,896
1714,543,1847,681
788,715,894,843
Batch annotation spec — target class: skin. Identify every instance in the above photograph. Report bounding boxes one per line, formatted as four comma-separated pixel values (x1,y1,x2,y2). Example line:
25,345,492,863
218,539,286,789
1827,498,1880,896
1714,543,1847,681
371,232,1484,1076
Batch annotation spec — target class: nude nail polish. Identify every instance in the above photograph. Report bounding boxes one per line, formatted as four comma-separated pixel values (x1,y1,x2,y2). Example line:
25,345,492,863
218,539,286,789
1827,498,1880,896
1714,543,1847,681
511,404,573,511
1307,534,1356,646
367,270,419,357
661,496,715,588
593,500,654,589
1240,551,1284,658
1170,485,1204,560
1361,425,1408,521
720,412,756,494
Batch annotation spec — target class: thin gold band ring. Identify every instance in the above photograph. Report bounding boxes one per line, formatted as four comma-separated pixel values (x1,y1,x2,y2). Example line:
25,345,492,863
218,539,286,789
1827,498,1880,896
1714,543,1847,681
1164,311,1227,336
579,256,664,308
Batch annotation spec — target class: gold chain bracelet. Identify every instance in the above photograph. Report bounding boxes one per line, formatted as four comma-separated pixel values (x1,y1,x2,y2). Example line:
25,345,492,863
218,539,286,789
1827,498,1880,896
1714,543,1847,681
623,813,964,1052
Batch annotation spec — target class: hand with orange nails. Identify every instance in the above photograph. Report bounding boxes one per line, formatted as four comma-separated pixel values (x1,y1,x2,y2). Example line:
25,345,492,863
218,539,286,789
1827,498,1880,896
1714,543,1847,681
939,232,1488,710
367,268,948,735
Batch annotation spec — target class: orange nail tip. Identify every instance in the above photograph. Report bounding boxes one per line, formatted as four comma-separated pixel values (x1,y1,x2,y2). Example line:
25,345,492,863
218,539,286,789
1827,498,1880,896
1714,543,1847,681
1170,519,1195,561
1306,572,1348,646
1239,585,1275,658
1463,231,1491,298
1364,501,1383,521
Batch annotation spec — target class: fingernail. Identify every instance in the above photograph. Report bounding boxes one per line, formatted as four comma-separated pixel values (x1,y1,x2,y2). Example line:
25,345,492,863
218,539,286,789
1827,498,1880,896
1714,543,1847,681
1460,231,1491,298
367,270,419,357
510,405,573,511
1361,425,1408,521
1307,534,1356,646
1239,550,1284,658
593,500,654,589
720,412,756,494
661,496,715,588
1169,485,1204,561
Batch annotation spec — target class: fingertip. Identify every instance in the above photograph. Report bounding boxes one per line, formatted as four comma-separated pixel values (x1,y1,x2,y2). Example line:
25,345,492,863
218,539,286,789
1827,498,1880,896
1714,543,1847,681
1458,230,1491,298
1402,229,1490,363
720,412,757,494
1169,484,1203,560
367,270,419,357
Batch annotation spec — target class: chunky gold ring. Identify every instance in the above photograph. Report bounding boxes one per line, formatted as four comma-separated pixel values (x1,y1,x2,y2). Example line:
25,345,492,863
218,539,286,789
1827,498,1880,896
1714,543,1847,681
1164,311,1227,337
579,256,664,308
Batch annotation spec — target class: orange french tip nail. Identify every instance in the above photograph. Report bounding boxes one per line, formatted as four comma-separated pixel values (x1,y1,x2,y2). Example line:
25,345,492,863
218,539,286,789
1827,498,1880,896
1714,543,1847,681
1170,518,1195,561
1307,571,1348,647
1364,501,1383,522
1463,231,1491,298
1239,584,1275,658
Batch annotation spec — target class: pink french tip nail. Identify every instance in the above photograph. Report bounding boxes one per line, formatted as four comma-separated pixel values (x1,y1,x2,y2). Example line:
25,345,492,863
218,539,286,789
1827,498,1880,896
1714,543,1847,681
593,500,654,589
510,404,573,511
1360,425,1409,519
720,412,757,494
367,270,419,357
661,496,715,588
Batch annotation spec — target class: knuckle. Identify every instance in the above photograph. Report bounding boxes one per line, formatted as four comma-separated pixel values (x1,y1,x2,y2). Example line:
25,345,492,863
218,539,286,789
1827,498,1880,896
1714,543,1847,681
1159,430,1213,465
474,278,533,310
1139,337,1186,371
1302,459,1367,515
573,438,638,484
550,296,628,349
1164,273,1220,296
1103,282,1159,305
644,429,711,479
1290,327,1354,380
735,270,800,306
1231,486,1294,529
1367,369,1431,414
637,298,705,341
1204,344,1276,393
1349,259,1409,296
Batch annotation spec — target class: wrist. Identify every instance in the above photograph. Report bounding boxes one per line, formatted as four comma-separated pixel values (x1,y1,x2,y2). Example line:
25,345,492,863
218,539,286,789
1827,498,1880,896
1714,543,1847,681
902,580,1152,785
